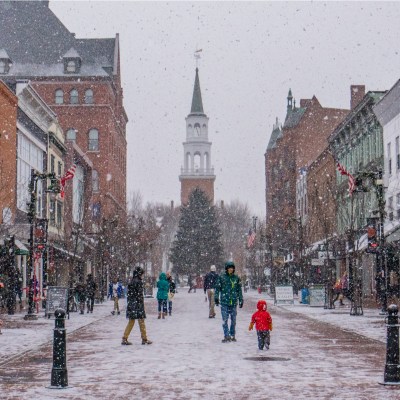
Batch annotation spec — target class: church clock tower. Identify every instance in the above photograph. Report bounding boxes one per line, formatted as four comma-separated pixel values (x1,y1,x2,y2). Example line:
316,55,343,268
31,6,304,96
180,68,215,205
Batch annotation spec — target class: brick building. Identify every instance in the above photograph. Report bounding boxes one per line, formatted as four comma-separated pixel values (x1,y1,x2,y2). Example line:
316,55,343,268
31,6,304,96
265,89,348,284
0,80,17,229
0,1,127,286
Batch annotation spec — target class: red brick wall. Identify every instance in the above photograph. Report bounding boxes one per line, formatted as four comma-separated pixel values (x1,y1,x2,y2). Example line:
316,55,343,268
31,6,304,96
181,178,215,205
0,81,18,224
32,79,127,220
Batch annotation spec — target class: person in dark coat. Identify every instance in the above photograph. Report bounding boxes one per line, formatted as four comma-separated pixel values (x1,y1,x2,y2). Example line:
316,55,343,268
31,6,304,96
86,273,97,313
121,266,152,345
75,279,86,315
166,271,176,316
188,274,196,293
204,265,219,318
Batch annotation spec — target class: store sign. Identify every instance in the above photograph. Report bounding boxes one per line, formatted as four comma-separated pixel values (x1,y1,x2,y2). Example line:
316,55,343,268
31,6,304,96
311,258,324,266
274,285,294,305
46,286,69,318
309,284,325,307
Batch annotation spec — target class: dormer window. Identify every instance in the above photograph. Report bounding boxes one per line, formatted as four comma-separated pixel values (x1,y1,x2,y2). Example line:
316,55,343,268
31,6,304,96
0,49,12,74
67,60,76,73
62,47,81,74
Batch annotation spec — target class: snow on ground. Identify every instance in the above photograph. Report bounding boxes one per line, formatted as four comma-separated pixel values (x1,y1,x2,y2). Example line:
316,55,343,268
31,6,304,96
0,289,398,399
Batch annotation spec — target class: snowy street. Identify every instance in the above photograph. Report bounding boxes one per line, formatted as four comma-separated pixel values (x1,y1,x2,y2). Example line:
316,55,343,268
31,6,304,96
0,289,398,399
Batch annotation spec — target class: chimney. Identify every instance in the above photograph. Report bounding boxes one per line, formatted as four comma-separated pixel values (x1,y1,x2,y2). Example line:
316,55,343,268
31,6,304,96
220,200,224,209
350,85,365,110
170,200,174,210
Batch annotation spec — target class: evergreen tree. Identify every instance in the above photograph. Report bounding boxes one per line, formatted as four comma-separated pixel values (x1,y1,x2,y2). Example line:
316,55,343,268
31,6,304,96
169,188,223,276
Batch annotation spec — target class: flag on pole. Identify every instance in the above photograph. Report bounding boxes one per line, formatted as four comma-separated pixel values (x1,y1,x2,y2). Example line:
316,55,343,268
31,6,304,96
59,163,76,198
337,162,355,196
247,228,256,248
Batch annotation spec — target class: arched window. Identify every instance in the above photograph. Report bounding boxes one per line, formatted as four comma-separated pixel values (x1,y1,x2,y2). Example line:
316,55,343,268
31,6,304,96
85,89,93,104
66,128,76,141
88,128,99,151
0,61,5,74
70,89,78,104
67,60,76,73
92,170,99,192
55,89,64,104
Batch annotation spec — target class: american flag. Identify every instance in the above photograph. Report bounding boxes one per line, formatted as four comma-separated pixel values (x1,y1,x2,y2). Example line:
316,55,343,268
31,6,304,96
337,162,355,196
247,228,256,248
59,163,76,198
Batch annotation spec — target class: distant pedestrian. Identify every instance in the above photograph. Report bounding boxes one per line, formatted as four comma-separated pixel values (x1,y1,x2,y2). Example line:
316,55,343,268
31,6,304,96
188,275,196,293
121,267,152,346
75,279,86,315
248,299,273,351
214,261,244,343
204,265,219,318
0,318,2,334
340,272,350,301
166,271,176,316
156,272,169,319
332,278,344,306
111,279,123,315
86,273,97,313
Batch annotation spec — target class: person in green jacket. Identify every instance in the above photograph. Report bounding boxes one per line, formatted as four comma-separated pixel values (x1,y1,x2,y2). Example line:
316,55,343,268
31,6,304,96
214,261,244,343
156,272,169,319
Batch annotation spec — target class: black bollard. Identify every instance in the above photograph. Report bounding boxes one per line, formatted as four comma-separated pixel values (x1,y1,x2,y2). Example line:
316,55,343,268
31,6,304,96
50,308,68,388
382,304,400,385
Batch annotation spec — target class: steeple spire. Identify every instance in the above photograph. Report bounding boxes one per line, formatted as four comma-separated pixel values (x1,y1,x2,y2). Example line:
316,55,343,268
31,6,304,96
190,68,205,115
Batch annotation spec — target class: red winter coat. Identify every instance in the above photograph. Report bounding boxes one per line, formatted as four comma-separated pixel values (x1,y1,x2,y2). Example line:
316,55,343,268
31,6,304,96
251,300,272,331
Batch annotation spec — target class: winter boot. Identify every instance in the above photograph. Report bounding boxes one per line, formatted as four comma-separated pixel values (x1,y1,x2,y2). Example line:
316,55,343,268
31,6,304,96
117,311,121,315
158,312,161,319
142,339,153,345
162,313,166,319
111,311,115,315
221,336,231,343
230,336,237,342
121,338,132,345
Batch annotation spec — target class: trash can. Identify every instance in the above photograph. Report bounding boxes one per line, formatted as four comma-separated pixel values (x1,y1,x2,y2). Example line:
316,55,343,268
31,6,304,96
301,288,309,304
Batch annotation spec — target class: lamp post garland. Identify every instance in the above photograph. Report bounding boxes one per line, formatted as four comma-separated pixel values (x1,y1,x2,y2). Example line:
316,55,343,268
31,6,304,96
24,169,60,320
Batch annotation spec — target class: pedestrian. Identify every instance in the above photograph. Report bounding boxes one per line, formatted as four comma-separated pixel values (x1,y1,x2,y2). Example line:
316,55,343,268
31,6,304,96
111,278,123,315
86,273,97,313
214,261,244,343
156,272,169,319
340,272,349,302
188,274,195,293
166,271,176,316
332,278,344,306
204,265,219,318
107,282,113,300
75,279,86,315
248,299,273,351
121,266,152,346
0,318,3,334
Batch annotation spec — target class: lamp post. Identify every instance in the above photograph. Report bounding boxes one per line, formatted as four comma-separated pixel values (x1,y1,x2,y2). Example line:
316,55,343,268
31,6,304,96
24,169,60,320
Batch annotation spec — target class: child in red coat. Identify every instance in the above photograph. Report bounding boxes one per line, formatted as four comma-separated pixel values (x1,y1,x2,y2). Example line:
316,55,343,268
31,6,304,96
249,299,273,350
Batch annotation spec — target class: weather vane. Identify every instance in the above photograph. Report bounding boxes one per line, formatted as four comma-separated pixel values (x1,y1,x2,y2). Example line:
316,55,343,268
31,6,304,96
194,48,202,68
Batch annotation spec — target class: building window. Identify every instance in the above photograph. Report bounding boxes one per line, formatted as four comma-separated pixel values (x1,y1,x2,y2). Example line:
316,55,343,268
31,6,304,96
73,165,84,224
50,154,55,173
70,89,79,104
88,128,99,151
17,133,44,216
92,170,99,192
67,60,76,73
85,89,93,104
396,137,400,170
56,201,63,227
388,142,392,175
55,89,64,104
0,60,5,74
58,161,62,176
49,199,56,226
66,128,76,141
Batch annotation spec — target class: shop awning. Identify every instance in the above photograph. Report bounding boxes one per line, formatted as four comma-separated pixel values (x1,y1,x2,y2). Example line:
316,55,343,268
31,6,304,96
15,239,29,255
51,244,82,260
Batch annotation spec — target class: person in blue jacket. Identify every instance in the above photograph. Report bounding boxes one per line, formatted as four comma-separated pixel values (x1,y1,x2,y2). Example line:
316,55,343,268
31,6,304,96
156,272,169,319
111,278,123,315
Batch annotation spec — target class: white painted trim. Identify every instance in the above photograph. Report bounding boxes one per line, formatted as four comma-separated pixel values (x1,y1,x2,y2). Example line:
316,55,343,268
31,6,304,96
17,122,47,152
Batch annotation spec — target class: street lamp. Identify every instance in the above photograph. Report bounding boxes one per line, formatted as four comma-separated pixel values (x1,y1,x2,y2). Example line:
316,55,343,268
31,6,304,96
24,169,60,320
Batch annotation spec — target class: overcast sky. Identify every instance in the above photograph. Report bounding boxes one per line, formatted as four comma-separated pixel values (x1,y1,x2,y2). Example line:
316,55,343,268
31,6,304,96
49,1,400,217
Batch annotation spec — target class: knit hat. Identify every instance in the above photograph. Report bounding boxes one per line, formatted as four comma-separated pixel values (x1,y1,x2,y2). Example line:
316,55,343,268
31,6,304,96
225,261,235,271
210,265,216,271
